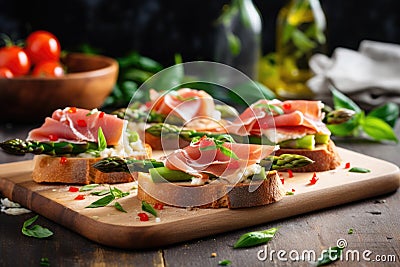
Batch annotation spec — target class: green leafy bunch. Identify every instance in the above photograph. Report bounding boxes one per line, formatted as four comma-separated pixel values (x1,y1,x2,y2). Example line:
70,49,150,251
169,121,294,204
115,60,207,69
328,88,398,143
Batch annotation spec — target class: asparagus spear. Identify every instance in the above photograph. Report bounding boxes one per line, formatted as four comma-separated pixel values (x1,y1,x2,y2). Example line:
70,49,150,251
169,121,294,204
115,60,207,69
324,108,356,125
259,154,314,170
145,123,235,142
92,153,314,173
0,139,98,156
93,157,164,173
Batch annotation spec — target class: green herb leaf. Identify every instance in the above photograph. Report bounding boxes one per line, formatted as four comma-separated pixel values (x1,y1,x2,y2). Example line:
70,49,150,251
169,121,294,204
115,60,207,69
218,259,232,266
22,215,53,239
86,194,115,208
361,116,398,143
114,202,127,213
327,118,360,137
97,127,107,151
348,228,354,234
110,187,130,198
367,102,399,128
79,184,100,192
141,200,158,217
349,167,371,173
331,87,362,113
233,227,278,248
40,257,50,266
23,214,38,228
316,246,343,266
90,189,110,196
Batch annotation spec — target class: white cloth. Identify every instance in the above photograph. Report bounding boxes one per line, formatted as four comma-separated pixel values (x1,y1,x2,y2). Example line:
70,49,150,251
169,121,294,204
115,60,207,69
307,40,400,109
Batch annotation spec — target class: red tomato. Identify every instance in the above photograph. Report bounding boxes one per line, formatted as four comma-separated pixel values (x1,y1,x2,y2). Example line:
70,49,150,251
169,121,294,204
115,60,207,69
0,46,31,76
25,30,61,65
32,61,65,77
0,67,14,78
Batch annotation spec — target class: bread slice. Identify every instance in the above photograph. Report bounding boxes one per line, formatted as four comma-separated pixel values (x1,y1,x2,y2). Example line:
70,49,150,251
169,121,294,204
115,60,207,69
137,170,285,209
275,140,341,172
32,144,152,185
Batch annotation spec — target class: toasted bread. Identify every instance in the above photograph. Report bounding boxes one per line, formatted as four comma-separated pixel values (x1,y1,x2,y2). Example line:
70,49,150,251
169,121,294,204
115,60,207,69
275,140,341,172
32,144,152,184
136,170,284,209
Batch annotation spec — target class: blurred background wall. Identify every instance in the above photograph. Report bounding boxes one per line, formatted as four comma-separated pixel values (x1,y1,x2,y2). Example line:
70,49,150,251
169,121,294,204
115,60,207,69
1,0,399,66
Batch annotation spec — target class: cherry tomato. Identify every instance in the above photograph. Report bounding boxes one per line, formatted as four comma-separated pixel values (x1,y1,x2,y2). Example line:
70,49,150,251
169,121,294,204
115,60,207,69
0,46,31,76
25,30,61,65
32,61,65,77
0,67,14,78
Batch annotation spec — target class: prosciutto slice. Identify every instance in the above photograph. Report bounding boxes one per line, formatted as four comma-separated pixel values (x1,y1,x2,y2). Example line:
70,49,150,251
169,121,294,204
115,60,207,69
149,88,221,123
225,99,331,139
164,137,277,183
27,107,124,146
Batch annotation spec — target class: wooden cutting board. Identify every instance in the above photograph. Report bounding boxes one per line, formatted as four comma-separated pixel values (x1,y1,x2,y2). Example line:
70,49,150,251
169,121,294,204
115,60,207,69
0,147,399,249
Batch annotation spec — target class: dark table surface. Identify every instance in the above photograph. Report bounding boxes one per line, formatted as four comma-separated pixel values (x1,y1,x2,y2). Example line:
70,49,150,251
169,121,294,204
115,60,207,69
0,121,399,267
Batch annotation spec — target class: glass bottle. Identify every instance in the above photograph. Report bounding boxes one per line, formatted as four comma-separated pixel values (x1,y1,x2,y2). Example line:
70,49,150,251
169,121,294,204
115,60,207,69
275,0,327,99
214,0,262,80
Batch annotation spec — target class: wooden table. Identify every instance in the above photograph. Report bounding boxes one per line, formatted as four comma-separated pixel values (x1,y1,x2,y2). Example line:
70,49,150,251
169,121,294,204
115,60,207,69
1,121,399,267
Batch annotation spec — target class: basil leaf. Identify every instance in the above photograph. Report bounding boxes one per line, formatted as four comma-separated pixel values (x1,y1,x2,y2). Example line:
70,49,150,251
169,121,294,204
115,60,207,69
218,259,232,266
90,190,110,196
79,184,100,192
40,257,50,266
361,116,398,143
233,227,278,248
97,127,107,151
22,225,54,239
367,102,399,128
327,121,358,137
141,200,158,217
316,246,343,266
114,202,127,213
86,194,115,208
110,187,130,198
23,214,39,228
22,215,53,239
349,167,371,173
331,87,362,113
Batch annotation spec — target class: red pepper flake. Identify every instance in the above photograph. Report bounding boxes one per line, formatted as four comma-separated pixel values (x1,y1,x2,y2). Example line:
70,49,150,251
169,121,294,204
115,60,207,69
308,172,319,185
98,111,105,118
60,156,68,164
282,102,292,110
68,107,77,113
137,212,149,221
287,169,294,178
154,203,164,210
68,186,79,192
48,134,59,141
291,188,295,192
280,178,285,185
345,162,351,169
74,194,85,200
77,119,87,127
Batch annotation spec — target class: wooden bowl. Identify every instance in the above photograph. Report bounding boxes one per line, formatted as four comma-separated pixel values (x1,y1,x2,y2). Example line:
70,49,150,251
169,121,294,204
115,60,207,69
0,53,118,123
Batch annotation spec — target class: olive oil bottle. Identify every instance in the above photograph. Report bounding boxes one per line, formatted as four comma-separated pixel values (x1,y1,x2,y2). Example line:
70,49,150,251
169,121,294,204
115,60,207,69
275,0,327,99
214,0,262,80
